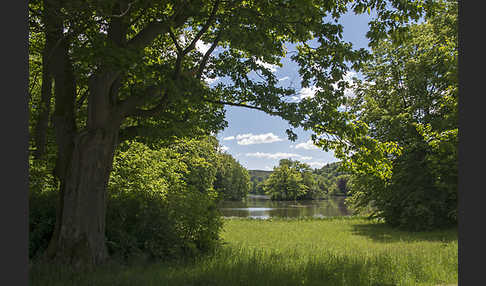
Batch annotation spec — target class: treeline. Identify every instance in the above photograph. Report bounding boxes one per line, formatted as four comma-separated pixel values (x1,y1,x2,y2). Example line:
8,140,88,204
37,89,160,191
248,170,272,195
29,137,250,260
249,160,350,200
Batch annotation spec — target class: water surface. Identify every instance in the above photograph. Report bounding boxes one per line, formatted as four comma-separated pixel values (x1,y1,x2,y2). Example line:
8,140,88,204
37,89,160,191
218,194,352,219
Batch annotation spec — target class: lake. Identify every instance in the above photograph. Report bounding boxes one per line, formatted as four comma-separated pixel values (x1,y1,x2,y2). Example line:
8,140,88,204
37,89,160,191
218,194,353,219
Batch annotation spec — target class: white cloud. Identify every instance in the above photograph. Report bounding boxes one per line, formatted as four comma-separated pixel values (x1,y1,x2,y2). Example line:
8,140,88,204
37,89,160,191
298,85,321,100
289,96,300,102
222,136,235,141
263,166,273,171
256,60,278,73
278,76,289,81
332,71,357,98
220,145,229,152
294,139,319,150
307,162,326,169
294,71,358,102
245,152,311,161
236,133,283,145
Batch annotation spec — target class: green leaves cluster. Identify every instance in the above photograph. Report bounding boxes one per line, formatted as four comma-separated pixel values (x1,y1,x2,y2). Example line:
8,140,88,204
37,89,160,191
214,153,251,201
313,162,350,196
107,137,225,259
29,137,227,260
263,159,318,201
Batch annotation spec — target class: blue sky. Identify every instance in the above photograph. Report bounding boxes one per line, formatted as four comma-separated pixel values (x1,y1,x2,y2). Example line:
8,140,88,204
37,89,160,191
212,9,374,171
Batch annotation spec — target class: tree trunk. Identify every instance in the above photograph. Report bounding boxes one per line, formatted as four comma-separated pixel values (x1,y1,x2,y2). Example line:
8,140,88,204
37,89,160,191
47,127,119,268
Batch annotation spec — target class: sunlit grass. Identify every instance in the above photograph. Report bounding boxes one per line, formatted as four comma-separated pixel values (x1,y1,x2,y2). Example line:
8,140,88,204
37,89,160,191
30,217,457,286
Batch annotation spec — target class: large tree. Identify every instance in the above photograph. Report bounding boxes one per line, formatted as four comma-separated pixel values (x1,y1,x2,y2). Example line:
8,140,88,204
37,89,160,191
28,0,431,266
310,0,458,230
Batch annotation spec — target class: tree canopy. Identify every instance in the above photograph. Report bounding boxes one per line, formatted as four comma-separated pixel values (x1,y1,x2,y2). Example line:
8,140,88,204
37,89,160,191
263,159,317,201
311,0,458,230
214,152,251,201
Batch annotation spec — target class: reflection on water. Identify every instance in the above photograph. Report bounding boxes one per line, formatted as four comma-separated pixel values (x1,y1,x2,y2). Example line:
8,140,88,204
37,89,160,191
218,194,352,219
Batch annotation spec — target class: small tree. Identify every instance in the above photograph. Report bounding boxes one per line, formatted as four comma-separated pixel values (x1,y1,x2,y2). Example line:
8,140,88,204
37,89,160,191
263,159,313,201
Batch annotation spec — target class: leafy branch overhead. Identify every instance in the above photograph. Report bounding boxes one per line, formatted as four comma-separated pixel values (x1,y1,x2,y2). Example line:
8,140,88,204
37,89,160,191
29,0,432,146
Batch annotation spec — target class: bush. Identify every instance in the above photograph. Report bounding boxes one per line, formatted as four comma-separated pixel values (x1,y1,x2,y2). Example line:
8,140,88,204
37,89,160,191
29,157,58,259
106,139,223,260
29,138,223,261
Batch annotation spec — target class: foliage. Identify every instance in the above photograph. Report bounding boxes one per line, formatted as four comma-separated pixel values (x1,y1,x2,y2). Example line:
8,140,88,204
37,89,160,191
29,138,224,260
248,170,273,195
29,157,58,259
313,162,350,196
310,0,458,230
29,0,442,265
263,159,318,201
214,153,251,201
107,139,223,259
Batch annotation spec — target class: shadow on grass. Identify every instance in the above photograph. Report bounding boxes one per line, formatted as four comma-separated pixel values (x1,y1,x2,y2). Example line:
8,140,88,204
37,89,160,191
30,246,455,286
350,223,457,243
30,257,398,286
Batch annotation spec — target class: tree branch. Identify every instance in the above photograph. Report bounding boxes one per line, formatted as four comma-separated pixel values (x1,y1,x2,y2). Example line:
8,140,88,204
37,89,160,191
203,99,280,116
169,28,183,53
182,0,220,55
115,85,160,117
130,92,169,117
127,6,190,51
197,28,223,79
108,0,137,18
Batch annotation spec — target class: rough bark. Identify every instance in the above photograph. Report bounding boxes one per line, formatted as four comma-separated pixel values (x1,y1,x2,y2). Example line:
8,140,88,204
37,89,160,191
47,127,119,267
43,0,125,267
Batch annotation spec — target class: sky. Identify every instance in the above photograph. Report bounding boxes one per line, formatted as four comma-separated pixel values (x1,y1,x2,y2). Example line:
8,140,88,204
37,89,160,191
211,9,375,171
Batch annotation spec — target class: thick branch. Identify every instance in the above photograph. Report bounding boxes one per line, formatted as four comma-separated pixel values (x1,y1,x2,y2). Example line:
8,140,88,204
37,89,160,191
33,47,54,159
169,29,183,53
169,29,184,78
129,92,170,117
127,21,170,50
127,7,190,51
115,85,160,117
197,28,223,79
182,0,220,55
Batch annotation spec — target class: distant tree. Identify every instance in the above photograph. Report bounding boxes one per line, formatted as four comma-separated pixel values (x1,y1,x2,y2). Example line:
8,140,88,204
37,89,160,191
263,159,319,201
214,153,250,201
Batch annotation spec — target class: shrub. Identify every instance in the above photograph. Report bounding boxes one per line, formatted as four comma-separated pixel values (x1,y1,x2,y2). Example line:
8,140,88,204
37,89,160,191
106,139,223,260
29,138,223,261
28,157,58,259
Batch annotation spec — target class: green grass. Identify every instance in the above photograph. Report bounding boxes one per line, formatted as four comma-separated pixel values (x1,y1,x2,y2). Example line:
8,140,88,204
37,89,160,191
30,217,457,286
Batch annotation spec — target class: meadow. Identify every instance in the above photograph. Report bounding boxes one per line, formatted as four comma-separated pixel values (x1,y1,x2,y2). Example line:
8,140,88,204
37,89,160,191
30,217,457,286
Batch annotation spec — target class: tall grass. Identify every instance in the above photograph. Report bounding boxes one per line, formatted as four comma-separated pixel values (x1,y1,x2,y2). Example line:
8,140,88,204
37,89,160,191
30,217,457,286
